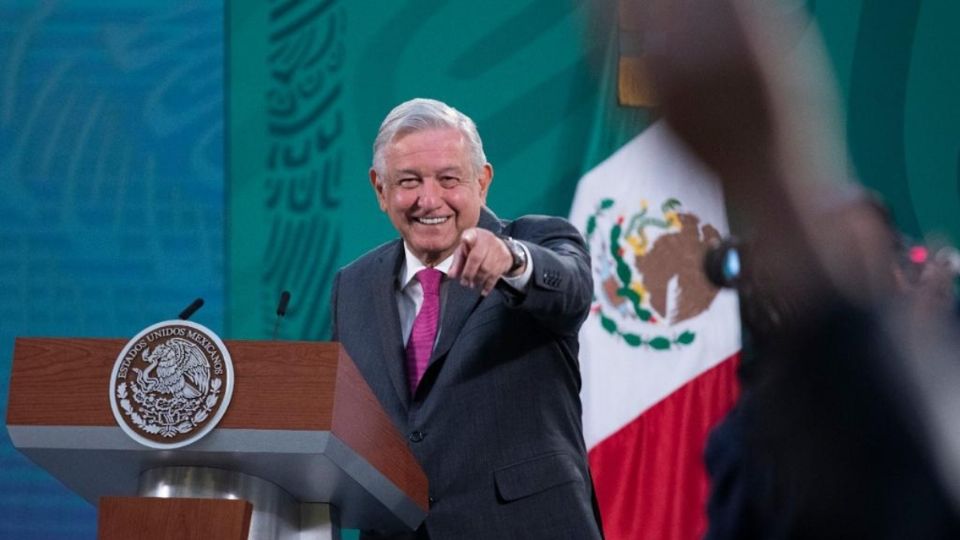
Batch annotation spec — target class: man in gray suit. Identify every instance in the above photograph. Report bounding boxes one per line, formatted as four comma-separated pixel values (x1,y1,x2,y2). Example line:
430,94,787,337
331,98,602,539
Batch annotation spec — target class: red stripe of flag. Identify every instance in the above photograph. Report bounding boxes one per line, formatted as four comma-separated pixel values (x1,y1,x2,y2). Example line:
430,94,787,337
589,353,741,540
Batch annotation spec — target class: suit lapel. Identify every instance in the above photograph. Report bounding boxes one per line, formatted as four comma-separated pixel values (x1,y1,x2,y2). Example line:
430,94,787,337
372,241,410,407
431,280,481,363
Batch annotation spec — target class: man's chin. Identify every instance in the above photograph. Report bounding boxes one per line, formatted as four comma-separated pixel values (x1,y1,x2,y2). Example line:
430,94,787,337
410,243,456,265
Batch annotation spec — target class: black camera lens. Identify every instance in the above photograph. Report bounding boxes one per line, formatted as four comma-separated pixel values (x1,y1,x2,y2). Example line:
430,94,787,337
705,238,743,288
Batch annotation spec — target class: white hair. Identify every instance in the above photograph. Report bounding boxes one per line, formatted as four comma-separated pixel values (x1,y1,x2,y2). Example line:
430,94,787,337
371,98,487,183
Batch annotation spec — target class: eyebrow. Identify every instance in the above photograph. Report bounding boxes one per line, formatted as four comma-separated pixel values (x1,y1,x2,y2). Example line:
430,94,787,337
395,166,465,177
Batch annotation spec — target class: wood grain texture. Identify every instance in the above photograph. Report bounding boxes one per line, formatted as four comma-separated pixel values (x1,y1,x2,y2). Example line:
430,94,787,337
332,347,429,511
8,337,122,426
6,338,339,429
98,496,251,540
217,340,337,430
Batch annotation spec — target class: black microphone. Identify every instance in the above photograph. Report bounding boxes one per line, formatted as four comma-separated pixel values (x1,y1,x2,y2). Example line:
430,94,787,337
178,298,204,320
272,290,291,340
276,290,291,317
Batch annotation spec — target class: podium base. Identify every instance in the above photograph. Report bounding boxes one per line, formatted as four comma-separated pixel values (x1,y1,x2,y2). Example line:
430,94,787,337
138,466,341,540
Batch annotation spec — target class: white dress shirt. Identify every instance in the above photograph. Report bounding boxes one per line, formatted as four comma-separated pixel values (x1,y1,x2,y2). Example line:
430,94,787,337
397,241,533,345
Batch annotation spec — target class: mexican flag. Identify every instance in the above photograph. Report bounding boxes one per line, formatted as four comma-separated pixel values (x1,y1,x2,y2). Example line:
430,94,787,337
569,121,742,539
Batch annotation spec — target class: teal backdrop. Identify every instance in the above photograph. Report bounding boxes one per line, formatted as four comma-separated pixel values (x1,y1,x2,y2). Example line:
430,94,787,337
1,1,224,538
1,0,958,538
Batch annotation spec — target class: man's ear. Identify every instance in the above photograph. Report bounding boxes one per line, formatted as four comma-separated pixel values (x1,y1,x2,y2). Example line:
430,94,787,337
478,163,493,203
370,168,387,211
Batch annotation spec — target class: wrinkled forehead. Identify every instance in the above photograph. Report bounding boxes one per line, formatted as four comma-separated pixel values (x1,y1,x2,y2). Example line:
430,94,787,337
384,128,473,168
389,125,466,148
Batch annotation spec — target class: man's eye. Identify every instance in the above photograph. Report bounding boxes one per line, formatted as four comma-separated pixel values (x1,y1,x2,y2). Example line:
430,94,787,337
439,176,460,186
398,178,419,188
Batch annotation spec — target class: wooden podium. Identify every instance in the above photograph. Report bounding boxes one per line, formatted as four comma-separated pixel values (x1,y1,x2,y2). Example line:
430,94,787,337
6,337,428,540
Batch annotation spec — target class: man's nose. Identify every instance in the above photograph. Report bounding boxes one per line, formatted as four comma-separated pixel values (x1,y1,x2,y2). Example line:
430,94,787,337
417,177,441,207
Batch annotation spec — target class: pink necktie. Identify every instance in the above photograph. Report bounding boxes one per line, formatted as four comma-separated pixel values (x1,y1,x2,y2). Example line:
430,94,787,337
406,268,442,394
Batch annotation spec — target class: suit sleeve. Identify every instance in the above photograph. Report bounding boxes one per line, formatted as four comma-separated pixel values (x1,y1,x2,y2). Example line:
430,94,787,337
499,215,593,336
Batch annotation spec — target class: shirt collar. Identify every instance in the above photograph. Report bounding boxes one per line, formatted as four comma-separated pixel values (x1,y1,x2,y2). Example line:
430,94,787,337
400,243,454,289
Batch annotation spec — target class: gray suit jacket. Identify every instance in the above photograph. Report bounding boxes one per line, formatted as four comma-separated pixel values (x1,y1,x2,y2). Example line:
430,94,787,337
331,208,602,540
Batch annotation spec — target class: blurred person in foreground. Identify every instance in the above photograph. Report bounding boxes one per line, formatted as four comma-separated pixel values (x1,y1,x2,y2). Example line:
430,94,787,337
330,98,602,540
641,0,960,537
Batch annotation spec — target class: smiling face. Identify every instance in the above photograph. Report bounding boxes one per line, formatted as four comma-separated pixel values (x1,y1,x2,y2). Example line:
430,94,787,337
371,127,492,266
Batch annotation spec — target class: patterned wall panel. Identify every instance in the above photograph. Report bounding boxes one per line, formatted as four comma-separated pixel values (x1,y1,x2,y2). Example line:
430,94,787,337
261,0,344,338
0,1,224,537
229,0,345,340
